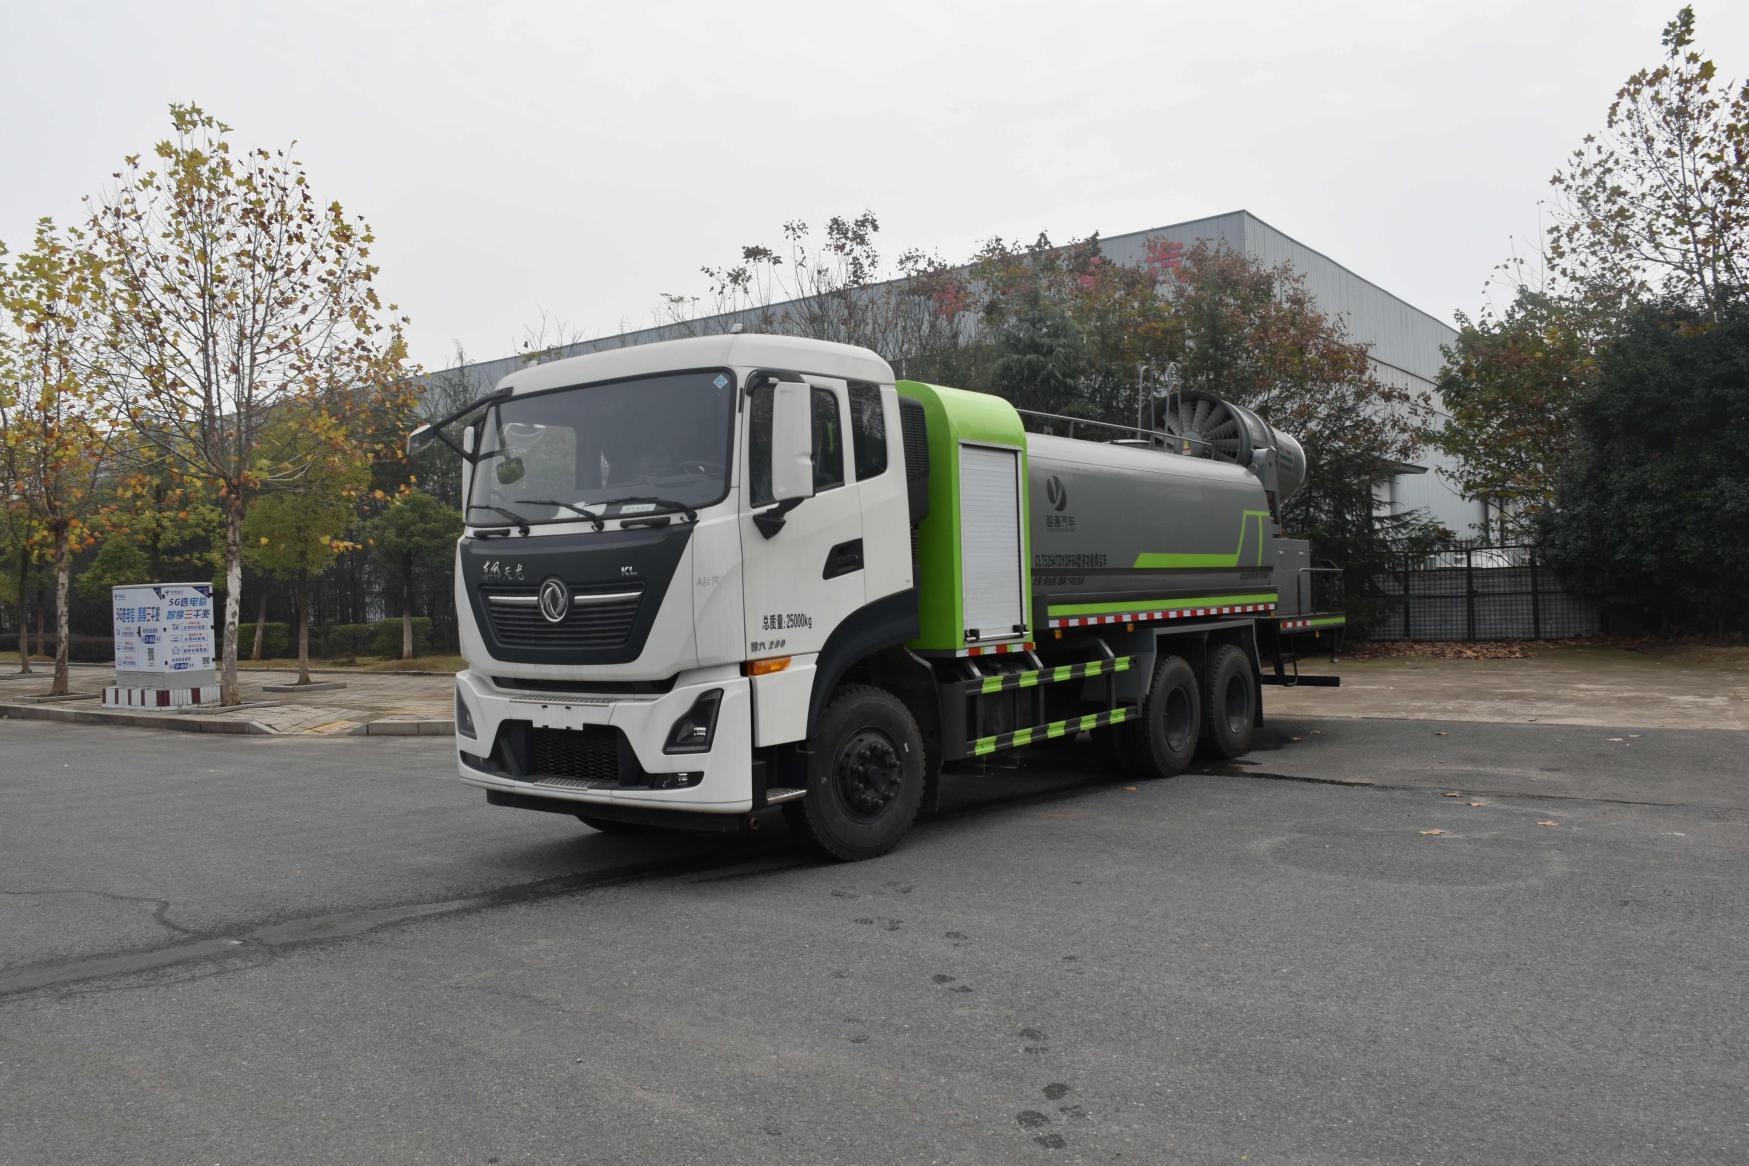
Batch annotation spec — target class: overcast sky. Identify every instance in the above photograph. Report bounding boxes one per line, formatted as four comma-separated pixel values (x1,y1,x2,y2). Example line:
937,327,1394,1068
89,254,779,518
5,0,1744,371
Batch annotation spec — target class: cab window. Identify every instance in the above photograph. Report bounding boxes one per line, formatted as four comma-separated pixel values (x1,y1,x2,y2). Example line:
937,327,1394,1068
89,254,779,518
848,383,887,480
811,388,844,492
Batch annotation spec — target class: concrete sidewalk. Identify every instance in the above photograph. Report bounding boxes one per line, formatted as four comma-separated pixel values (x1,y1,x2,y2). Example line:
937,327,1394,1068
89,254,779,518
5,643,1743,738
0,663,453,737
1272,644,1749,730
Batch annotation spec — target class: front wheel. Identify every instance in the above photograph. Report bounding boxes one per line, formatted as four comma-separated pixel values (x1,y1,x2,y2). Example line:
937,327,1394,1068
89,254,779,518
784,684,925,862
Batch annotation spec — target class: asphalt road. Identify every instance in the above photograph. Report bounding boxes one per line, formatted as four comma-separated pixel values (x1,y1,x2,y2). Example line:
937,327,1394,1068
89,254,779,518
2,715,1744,1164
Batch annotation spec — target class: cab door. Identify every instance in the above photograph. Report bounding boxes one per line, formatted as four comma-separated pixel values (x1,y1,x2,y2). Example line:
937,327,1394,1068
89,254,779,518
740,376,865,676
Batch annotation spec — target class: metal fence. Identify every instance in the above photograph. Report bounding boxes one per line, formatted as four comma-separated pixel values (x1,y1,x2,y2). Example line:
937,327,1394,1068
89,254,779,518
1364,544,1599,641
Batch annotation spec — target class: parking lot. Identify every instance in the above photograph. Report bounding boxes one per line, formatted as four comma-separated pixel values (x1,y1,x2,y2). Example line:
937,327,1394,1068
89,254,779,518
4,671,1745,1164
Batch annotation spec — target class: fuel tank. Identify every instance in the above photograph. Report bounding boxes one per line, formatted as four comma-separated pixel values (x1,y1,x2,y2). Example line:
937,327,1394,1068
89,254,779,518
1026,433,1277,621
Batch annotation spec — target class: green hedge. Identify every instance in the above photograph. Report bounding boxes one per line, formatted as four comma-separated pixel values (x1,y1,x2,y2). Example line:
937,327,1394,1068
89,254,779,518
246,621,294,660
0,632,116,662
314,617,433,659
2,618,433,664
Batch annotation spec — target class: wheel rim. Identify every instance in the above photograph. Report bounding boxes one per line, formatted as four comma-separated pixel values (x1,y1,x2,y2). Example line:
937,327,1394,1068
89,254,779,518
832,727,904,822
1223,672,1251,735
1163,686,1193,751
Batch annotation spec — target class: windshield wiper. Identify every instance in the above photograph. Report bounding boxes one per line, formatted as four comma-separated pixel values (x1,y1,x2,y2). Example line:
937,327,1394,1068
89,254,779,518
465,503,530,535
517,499,606,532
601,496,698,523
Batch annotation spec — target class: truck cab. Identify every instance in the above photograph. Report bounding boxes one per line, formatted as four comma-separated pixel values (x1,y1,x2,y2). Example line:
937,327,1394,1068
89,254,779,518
436,335,923,850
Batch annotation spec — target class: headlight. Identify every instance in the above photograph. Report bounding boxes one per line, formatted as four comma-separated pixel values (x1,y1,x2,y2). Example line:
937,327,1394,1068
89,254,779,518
455,686,477,739
664,689,722,754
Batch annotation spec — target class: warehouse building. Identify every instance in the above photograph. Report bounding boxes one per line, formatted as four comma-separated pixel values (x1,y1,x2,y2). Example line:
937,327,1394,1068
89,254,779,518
435,209,1474,535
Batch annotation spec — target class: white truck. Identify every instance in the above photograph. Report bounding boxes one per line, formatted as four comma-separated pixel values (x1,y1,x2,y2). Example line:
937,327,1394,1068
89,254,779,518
409,334,1342,860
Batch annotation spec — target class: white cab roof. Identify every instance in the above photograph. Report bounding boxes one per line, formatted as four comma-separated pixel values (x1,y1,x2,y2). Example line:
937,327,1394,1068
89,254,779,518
495,334,895,396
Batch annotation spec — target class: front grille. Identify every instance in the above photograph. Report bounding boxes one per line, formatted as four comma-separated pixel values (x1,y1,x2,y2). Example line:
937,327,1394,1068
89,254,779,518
483,584,643,649
528,725,622,784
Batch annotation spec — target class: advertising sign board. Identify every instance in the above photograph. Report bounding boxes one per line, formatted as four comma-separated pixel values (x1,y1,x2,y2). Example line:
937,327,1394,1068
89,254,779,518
111,582,217,689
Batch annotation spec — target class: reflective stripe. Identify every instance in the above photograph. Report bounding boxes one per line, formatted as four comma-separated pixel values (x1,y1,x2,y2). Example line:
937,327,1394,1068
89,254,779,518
971,706,1132,756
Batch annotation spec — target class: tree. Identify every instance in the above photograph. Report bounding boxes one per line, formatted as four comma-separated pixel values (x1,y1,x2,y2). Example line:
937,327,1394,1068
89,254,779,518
1432,290,1596,542
361,491,462,660
0,219,115,695
88,104,410,705
1548,7,1748,319
75,463,223,599
987,290,1086,415
242,482,361,684
0,501,39,675
1540,297,1749,631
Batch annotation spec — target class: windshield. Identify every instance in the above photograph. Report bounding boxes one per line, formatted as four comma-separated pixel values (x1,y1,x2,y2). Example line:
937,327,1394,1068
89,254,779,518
468,369,736,526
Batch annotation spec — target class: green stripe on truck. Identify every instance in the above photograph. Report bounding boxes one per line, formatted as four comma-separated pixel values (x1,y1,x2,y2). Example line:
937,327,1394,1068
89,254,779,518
1131,510,1272,569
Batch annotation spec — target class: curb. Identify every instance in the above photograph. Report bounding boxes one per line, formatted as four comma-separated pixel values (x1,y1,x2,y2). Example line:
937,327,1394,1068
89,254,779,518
0,702,275,735
349,719,455,737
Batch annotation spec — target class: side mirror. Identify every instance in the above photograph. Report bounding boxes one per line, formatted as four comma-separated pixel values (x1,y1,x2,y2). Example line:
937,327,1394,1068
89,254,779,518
407,424,435,456
769,381,816,504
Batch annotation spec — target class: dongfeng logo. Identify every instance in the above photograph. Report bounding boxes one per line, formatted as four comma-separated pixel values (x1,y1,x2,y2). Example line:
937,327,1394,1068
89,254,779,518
538,577,570,623
1045,475,1068,512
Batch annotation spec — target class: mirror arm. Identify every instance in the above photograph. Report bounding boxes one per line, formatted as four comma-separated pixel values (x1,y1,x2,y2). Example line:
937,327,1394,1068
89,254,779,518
752,498,804,539
744,368,804,397
414,387,511,462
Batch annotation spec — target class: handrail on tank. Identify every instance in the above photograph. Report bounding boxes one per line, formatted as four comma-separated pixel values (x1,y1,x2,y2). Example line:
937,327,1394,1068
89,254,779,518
1014,407,1215,452
1296,565,1344,613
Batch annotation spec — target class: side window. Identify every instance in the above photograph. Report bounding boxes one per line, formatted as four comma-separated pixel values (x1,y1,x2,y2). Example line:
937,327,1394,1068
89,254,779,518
812,388,845,492
848,383,888,480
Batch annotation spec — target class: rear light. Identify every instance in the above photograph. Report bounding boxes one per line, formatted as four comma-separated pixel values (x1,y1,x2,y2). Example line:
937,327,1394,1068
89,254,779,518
664,689,722,754
455,687,477,739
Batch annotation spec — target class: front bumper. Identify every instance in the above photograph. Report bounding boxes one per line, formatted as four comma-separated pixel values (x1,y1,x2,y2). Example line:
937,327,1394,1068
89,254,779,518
453,668,754,813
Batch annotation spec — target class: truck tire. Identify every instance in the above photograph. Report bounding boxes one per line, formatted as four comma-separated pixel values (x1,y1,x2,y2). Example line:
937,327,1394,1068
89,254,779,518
1117,654,1201,780
1199,643,1257,760
784,684,925,862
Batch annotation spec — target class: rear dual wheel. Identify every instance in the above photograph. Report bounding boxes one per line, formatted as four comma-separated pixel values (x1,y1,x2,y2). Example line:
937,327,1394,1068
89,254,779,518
1117,654,1201,780
1115,644,1259,777
1199,643,1257,760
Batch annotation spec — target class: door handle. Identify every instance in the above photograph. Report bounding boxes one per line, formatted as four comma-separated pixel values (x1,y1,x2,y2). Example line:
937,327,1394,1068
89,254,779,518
823,539,864,580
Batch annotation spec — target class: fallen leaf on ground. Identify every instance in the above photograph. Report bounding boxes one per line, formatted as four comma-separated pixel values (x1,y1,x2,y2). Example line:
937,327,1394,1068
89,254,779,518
1441,790,1461,797
1419,829,1445,836
1537,820,1560,828
1434,731,1448,736
1607,737,1624,743
1122,786,1137,792
1468,801,1486,808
